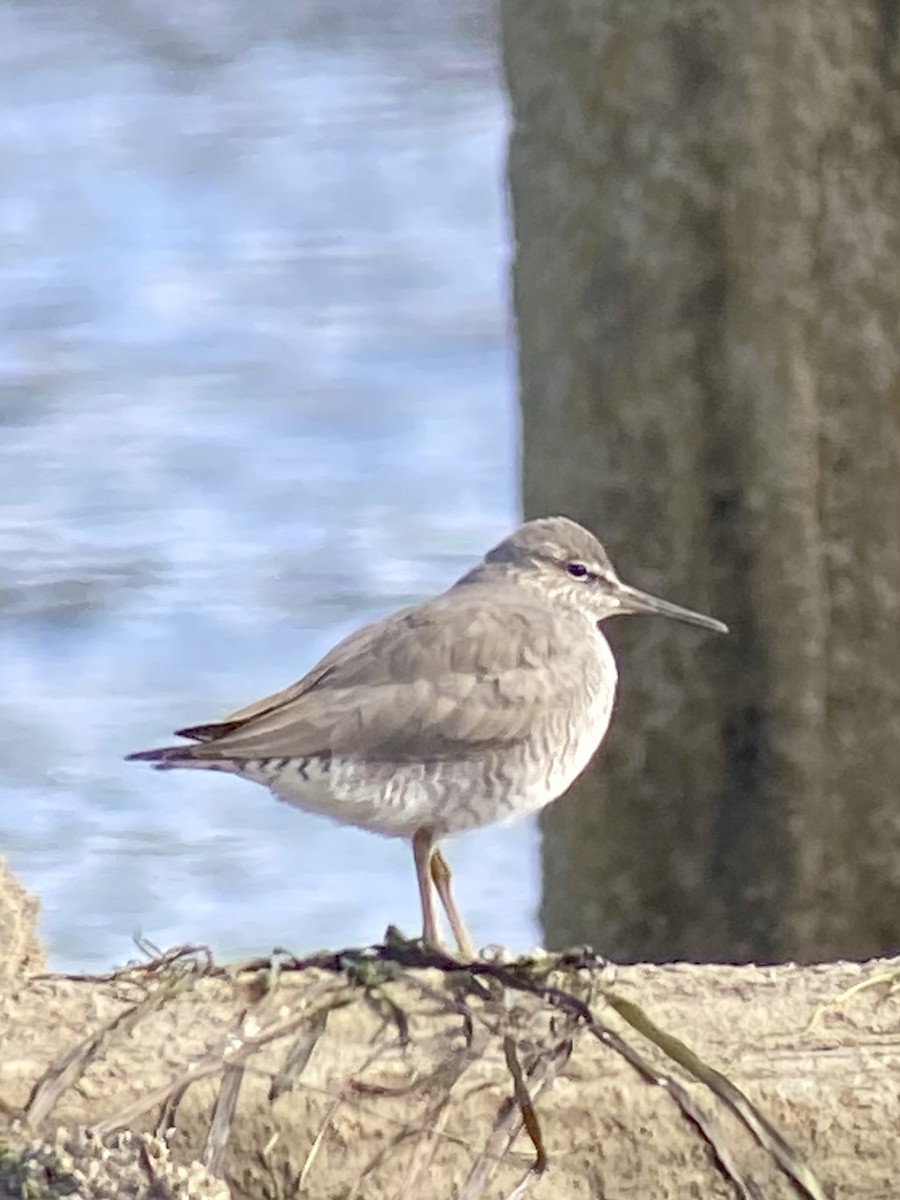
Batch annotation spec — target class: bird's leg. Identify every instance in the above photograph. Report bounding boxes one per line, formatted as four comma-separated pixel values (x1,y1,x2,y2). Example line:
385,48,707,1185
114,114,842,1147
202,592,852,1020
412,827,442,951
430,848,477,960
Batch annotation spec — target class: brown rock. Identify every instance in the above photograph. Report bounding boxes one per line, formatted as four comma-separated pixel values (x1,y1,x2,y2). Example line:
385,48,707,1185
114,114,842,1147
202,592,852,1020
0,1124,229,1200
0,944,898,1198
0,856,46,980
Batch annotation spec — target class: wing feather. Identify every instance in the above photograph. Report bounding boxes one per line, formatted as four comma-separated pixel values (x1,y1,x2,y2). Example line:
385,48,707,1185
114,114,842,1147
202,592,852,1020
136,589,602,766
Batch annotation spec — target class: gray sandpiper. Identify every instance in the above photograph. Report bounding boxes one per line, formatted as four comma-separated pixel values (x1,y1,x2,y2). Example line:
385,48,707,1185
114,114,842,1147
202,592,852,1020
127,515,727,958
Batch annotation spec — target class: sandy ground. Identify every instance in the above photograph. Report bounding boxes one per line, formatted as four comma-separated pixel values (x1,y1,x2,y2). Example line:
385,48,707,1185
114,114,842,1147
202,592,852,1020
2,855,899,1198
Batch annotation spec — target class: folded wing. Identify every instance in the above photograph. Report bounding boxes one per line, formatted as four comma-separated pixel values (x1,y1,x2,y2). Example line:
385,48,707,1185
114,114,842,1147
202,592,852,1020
127,589,600,767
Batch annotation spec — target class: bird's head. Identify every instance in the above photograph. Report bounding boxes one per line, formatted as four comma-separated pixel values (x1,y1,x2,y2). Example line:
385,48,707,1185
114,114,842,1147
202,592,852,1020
469,515,727,633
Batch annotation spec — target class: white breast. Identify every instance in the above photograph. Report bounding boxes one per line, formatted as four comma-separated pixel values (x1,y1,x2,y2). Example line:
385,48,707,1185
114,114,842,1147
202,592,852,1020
256,626,620,841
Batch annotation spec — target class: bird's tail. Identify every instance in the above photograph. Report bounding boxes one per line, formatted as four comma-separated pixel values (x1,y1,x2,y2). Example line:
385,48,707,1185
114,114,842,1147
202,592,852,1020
125,745,210,770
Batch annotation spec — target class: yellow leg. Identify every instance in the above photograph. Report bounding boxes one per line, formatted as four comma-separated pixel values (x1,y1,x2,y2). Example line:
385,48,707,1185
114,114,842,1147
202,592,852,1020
412,828,441,950
431,848,477,960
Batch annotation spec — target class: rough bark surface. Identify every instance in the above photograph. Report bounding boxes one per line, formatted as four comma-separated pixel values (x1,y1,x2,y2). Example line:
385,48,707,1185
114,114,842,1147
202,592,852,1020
502,0,900,962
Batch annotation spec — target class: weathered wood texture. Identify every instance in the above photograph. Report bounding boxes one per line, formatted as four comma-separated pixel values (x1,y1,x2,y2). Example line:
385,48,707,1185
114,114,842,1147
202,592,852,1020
502,0,900,961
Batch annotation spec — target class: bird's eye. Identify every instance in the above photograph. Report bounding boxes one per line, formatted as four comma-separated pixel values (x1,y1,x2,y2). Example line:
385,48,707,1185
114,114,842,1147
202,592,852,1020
566,562,589,579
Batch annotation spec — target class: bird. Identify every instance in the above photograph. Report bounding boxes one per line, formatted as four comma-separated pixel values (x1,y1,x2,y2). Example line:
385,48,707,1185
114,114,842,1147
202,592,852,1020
126,516,726,959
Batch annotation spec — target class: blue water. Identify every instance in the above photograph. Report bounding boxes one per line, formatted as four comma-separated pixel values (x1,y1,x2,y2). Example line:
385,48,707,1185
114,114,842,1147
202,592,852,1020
0,1,540,970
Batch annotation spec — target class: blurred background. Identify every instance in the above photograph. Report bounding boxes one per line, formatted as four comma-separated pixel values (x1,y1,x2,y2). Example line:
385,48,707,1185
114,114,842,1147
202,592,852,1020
6,0,899,975
0,0,528,969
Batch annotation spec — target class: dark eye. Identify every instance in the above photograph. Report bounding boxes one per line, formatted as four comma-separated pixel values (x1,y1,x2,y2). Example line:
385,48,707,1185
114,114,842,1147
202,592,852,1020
566,562,589,579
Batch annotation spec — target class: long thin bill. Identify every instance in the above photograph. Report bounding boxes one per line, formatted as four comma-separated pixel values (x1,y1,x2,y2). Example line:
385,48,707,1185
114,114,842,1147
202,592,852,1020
616,582,728,634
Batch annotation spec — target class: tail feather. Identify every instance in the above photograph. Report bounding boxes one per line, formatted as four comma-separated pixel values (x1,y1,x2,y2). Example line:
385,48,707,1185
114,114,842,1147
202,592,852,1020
174,720,242,742
125,745,203,770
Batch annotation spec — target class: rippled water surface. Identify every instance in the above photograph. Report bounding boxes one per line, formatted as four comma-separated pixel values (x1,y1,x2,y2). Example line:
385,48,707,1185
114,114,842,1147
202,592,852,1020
0,0,538,969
